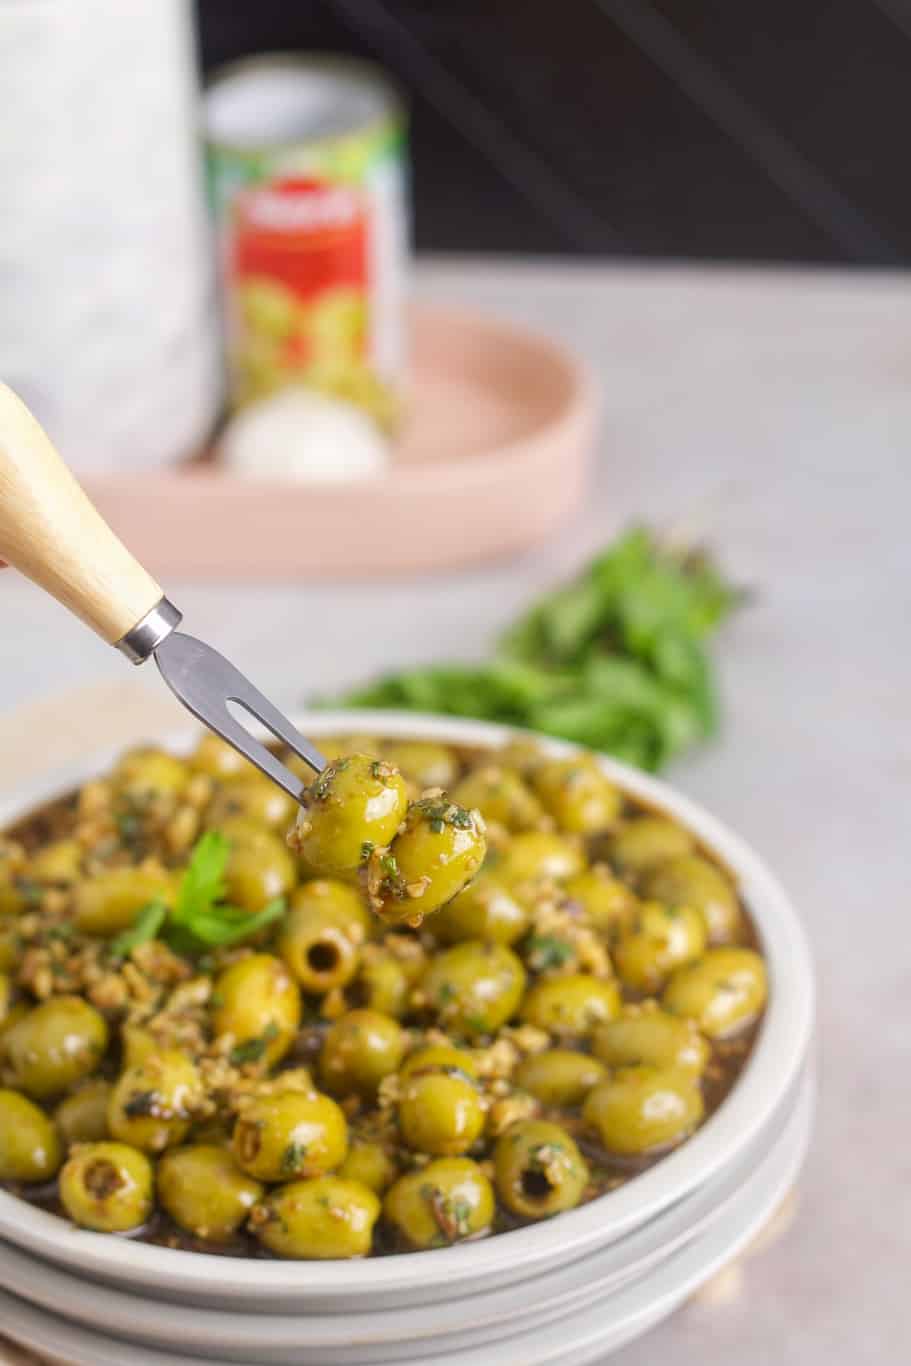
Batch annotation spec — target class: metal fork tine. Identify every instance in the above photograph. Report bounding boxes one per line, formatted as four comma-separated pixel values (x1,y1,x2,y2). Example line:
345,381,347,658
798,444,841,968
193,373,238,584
226,675,328,775
153,632,326,804
199,704,309,802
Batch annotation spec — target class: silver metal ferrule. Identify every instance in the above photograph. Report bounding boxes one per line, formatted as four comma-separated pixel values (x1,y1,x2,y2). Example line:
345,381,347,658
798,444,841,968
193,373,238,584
115,597,183,665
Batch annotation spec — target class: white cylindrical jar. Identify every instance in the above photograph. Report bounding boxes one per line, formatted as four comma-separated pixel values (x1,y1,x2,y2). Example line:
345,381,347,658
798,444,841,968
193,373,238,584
0,0,220,471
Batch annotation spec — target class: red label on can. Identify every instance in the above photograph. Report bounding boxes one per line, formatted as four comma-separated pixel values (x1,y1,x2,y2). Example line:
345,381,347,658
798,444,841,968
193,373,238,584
225,172,397,426
232,176,368,305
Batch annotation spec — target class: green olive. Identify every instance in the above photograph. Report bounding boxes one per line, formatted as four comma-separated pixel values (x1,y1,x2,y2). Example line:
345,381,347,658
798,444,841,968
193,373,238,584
217,819,297,913
59,1142,153,1232
114,747,189,802
514,1049,607,1107
212,953,301,1068
190,733,256,781
383,1157,494,1248
430,875,529,946
55,1080,112,1144
662,947,768,1038
520,974,621,1037
607,816,693,877
449,765,546,833
564,867,639,939
6,997,108,1099
351,948,409,1017
421,941,526,1036
28,839,83,885
496,832,585,890
108,1050,203,1152
338,1138,398,1194
0,1089,62,1182
289,878,373,939
207,778,297,832
0,925,17,968
613,901,707,994
278,881,369,993
399,1043,479,1081
531,756,622,834
496,738,547,776
0,1003,28,1060
240,277,299,339
583,1066,704,1155
232,1090,348,1182
73,866,174,936
593,1005,709,1075
381,741,459,791
398,1072,485,1156
318,1009,407,1097
373,798,486,926
295,754,408,877
120,1025,157,1070
642,854,743,944
253,1176,380,1259
295,735,380,768
384,936,428,986
157,1145,263,1241
493,1119,588,1218
0,874,25,918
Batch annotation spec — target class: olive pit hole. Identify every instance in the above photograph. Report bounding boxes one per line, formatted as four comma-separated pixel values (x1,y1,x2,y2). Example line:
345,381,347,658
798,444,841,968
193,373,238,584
520,1168,553,1202
308,940,340,974
85,1160,123,1200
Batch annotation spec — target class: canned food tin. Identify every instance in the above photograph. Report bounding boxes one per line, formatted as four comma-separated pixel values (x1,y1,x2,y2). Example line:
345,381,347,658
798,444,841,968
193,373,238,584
204,56,408,430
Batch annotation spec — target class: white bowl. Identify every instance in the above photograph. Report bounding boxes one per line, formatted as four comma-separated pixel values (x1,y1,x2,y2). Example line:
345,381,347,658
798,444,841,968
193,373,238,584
0,712,815,1314
0,1069,811,1362
0,1074,814,1366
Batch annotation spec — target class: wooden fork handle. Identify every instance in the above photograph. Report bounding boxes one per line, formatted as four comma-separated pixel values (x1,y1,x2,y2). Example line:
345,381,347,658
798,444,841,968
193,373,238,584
0,382,165,645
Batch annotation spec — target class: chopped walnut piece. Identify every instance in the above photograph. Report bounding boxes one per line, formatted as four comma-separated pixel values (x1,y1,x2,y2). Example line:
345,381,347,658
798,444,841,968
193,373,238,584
487,1092,540,1136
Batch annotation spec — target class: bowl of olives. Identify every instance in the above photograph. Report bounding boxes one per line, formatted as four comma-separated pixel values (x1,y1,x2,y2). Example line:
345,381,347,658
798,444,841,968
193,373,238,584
0,713,813,1363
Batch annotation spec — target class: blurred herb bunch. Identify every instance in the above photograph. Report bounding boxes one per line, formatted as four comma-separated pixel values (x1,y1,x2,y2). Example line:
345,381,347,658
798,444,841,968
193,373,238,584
330,528,742,772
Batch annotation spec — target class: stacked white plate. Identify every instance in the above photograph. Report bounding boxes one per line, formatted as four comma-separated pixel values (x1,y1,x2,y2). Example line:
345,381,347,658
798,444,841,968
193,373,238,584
0,714,816,1366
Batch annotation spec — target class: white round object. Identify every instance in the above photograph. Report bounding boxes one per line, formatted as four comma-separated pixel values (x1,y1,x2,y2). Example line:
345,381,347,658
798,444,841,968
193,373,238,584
0,0,219,472
218,389,390,482
0,712,814,1315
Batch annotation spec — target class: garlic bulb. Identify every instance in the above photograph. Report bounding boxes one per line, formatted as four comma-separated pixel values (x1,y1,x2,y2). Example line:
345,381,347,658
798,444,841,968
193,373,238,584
219,388,390,482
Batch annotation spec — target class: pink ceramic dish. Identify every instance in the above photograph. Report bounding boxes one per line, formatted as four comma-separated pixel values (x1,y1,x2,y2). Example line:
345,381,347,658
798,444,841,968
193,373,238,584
83,306,597,579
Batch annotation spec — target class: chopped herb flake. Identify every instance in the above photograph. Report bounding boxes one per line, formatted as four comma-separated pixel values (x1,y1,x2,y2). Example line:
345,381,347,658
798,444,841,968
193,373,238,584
281,1141,307,1174
123,1090,158,1118
230,1021,279,1067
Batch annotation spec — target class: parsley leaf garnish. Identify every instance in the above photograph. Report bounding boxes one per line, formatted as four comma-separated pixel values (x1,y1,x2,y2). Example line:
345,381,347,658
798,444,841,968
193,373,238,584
329,527,742,772
109,832,287,962
108,899,168,960
165,831,286,954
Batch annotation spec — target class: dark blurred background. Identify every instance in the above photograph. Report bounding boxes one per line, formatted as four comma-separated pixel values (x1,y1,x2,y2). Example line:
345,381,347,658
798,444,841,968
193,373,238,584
197,0,908,264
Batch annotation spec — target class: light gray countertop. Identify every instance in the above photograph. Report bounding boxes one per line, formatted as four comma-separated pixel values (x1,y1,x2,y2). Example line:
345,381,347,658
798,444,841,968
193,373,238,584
0,258,907,1363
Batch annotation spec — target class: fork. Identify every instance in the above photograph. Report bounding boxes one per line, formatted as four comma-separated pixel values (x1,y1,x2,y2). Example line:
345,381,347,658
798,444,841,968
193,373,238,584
0,383,326,799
